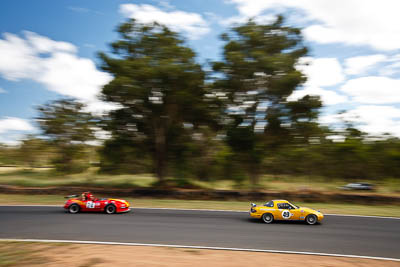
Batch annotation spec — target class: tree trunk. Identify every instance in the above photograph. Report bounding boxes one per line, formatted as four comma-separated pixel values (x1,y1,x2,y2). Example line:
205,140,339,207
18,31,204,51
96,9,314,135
154,122,166,184
249,171,260,189
248,160,260,189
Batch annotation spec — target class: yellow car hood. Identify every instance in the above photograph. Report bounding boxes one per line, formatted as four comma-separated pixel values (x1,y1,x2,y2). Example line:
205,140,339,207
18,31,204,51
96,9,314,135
300,207,320,214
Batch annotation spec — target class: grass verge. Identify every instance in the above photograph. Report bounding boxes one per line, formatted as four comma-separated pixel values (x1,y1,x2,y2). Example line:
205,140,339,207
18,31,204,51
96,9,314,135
0,194,399,217
0,242,49,266
1,167,400,194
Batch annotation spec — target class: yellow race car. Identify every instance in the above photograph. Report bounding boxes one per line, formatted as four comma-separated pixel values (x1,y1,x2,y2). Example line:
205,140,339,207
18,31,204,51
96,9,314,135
249,199,324,225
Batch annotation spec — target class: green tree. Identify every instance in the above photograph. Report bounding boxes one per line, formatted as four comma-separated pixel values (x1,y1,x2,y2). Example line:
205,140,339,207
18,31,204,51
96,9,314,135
98,20,212,183
0,144,20,166
213,17,322,186
36,99,95,173
18,135,54,168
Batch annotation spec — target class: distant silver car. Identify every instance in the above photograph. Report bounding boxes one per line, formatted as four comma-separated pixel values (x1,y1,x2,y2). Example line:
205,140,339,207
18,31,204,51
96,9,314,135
339,182,375,191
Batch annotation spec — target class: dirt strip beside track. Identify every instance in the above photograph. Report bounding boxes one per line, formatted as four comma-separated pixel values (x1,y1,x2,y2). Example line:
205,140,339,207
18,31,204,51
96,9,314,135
1,242,400,267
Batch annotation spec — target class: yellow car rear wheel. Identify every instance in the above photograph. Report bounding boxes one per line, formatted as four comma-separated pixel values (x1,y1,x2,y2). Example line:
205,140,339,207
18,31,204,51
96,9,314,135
262,213,274,224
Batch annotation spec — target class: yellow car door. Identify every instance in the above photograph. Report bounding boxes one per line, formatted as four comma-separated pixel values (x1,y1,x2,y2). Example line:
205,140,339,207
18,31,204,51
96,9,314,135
288,205,301,220
276,202,300,220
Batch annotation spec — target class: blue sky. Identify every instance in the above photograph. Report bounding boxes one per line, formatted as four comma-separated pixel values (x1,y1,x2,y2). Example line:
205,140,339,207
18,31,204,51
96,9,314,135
1,0,400,144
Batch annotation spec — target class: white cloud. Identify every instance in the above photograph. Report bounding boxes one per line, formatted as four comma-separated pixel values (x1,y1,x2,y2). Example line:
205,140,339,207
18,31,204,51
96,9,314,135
226,0,276,17
83,101,121,116
321,106,400,137
297,57,345,87
0,117,35,144
340,76,400,104
0,88,6,93
119,4,210,39
345,55,387,75
319,113,342,125
0,32,41,80
220,13,276,26
326,135,346,142
289,86,348,105
25,31,76,54
158,0,174,10
343,53,400,77
0,117,34,134
226,0,400,51
37,52,110,102
0,138,21,146
381,63,400,76
0,31,114,114
379,54,400,76
289,57,347,105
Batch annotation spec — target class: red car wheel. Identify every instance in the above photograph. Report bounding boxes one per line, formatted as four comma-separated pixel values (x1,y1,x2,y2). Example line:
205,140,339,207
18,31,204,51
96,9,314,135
68,204,80,214
105,204,116,214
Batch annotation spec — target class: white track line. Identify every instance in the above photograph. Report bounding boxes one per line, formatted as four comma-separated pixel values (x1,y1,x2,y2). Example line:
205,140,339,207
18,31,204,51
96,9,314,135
0,204,60,207
324,213,400,220
0,238,399,262
1,205,399,220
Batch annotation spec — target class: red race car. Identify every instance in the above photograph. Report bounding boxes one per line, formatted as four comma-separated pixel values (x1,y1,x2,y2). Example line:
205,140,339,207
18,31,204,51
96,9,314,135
64,192,131,214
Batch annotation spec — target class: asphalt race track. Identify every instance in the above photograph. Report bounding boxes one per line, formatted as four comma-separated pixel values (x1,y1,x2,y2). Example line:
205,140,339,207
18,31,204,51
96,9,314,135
0,206,399,259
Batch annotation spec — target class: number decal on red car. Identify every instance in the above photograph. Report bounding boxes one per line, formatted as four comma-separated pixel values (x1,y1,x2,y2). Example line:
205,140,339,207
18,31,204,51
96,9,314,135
86,201,95,208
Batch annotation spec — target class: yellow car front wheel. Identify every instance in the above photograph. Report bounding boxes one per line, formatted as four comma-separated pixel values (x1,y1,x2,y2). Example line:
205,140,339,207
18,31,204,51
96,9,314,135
306,214,317,225
262,213,274,224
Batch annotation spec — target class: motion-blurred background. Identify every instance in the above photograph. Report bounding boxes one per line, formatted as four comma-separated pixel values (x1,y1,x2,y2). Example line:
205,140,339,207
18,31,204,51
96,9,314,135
1,0,400,199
